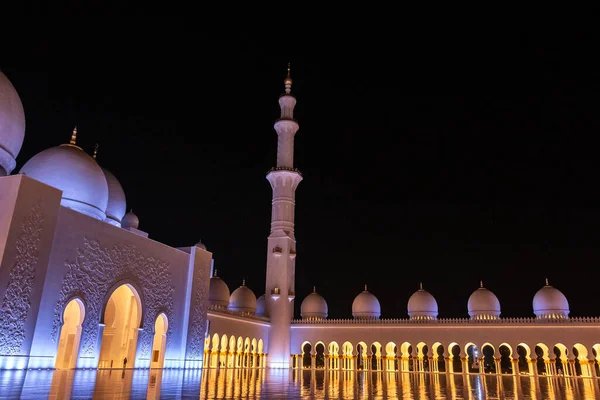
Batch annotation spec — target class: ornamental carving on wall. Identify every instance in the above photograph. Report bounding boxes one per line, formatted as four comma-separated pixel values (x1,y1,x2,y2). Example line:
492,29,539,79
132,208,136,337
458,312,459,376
0,202,44,355
51,238,175,357
186,253,210,359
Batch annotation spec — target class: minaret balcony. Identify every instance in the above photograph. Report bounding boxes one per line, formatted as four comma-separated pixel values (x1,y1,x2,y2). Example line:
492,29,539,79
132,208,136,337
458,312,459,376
288,291,295,302
266,166,303,176
289,249,296,259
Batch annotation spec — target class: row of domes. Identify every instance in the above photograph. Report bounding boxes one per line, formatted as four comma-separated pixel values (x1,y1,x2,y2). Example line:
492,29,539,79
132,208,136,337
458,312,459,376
209,271,570,320
0,70,140,229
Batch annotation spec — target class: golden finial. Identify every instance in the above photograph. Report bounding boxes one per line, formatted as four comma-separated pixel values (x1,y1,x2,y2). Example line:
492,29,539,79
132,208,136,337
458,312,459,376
70,126,78,145
364,284,368,291
93,143,99,159
480,280,483,288
419,282,423,290
545,277,549,286
284,62,292,93
242,279,246,286
213,269,217,277
313,286,316,293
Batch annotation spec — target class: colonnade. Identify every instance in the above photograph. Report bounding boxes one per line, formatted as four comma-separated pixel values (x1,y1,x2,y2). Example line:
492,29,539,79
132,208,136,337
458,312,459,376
203,333,266,369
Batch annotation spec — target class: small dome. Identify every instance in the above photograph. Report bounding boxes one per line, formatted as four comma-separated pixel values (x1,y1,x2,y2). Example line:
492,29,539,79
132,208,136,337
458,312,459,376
208,270,230,309
122,210,139,229
352,285,381,319
195,240,207,250
102,168,126,227
19,141,108,220
533,279,569,319
228,281,257,315
301,287,328,320
256,294,266,317
0,71,26,176
468,282,501,320
407,284,438,320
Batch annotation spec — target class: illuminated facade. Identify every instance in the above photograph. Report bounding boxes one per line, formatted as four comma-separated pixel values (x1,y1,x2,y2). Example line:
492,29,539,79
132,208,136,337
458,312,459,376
1,66,600,386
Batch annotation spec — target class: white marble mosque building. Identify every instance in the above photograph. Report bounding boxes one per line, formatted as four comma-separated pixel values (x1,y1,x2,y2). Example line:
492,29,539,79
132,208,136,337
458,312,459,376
2,67,600,383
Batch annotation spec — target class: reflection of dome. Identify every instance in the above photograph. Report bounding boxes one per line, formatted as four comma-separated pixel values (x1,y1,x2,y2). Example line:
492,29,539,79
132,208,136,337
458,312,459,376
352,285,381,319
533,279,570,319
301,287,328,320
102,168,126,227
468,282,501,320
228,281,257,315
407,284,438,320
122,210,139,229
19,139,109,220
0,71,26,176
256,294,266,317
208,270,230,309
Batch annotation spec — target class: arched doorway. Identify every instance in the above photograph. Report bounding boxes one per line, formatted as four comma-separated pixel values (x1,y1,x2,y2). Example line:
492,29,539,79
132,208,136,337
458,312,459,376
55,298,85,369
98,284,142,369
151,313,168,369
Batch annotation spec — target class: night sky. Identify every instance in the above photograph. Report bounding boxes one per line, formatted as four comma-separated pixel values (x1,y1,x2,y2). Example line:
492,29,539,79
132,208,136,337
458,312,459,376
4,28,600,319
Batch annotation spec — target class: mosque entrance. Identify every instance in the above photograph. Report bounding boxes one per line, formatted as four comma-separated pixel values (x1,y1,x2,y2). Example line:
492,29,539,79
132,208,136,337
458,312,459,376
98,284,142,369
150,313,168,368
54,298,85,369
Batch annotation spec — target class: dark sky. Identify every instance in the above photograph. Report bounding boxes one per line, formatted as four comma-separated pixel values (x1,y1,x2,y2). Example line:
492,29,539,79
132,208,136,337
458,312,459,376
4,27,600,319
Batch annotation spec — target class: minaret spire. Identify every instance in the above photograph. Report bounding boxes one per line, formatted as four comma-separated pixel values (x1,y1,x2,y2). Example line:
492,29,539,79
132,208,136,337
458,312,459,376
284,63,292,94
93,143,99,159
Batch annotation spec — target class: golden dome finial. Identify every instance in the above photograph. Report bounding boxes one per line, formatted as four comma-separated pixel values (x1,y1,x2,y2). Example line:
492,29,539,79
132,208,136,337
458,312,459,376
242,279,246,286
70,126,78,145
480,280,483,288
213,269,217,277
364,284,368,291
419,282,424,290
313,286,316,293
93,143,99,159
545,277,549,286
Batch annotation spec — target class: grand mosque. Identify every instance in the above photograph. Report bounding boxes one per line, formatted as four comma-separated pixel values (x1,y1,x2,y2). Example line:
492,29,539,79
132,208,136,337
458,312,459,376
1,66,600,386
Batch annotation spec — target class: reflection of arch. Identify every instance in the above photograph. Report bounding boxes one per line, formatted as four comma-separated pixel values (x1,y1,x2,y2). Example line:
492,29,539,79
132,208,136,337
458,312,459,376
151,313,168,369
55,298,85,369
98,284,142,369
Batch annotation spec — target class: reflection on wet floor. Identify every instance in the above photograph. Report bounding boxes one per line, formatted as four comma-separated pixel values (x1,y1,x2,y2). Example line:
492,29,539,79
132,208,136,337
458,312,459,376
0,367,598,399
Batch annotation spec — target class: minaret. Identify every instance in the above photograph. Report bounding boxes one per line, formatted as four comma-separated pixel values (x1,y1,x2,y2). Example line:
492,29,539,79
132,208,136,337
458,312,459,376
265,63,302,369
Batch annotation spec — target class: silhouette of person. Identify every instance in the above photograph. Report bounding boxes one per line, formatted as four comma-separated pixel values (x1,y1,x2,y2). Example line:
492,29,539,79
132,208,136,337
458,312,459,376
123,357,128,368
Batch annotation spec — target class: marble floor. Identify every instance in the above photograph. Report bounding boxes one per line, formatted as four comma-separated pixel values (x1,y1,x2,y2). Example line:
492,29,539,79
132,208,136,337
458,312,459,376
0,367,597,399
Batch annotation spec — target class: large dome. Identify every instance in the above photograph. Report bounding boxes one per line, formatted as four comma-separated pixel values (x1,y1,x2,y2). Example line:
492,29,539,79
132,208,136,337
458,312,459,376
533,279,569,319
256,294,266,317
208,270,230,309
102,168,126,227
228,281,257,315
0,71,26,176
468,282,501,320
407,284,438,320
352,285,381,320
300,287,328,320
19,137,109,220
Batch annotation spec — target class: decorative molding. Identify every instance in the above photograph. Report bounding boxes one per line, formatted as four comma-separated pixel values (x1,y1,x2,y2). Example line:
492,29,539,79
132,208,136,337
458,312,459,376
186,254,210,360
0,202,44,355
291,316,600,326
51,238,175,358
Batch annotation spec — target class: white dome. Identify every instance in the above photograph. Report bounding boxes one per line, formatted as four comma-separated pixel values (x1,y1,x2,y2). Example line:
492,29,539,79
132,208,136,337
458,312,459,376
228,281,257,315
0,71,26,176
407,285,438,320
19,142,108,220
533,280,569,319
352,286,381,319
468,282,501,320
102,168,126,227
256,294,266,317
122,210,139,229
208,270,230,309
301,288,328,320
